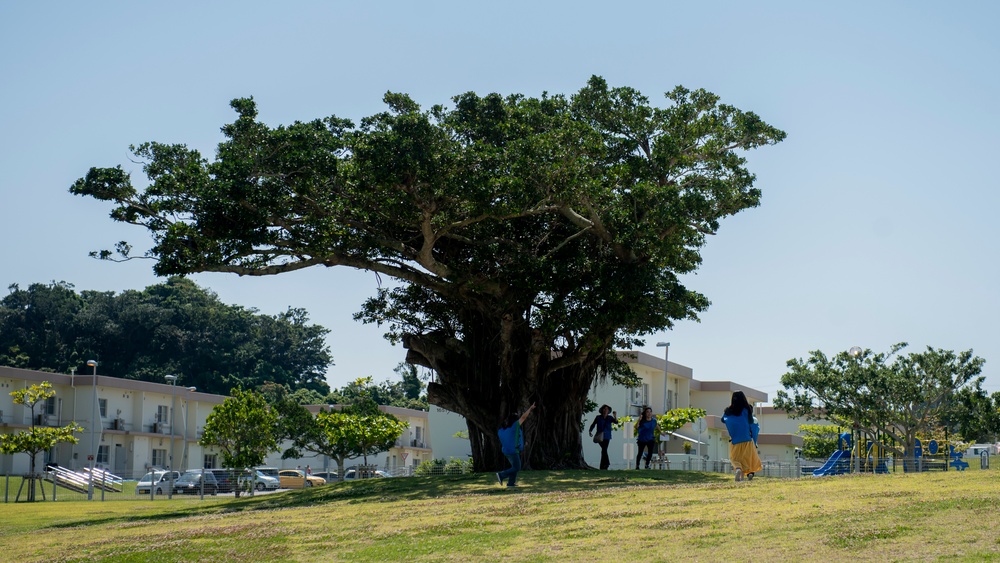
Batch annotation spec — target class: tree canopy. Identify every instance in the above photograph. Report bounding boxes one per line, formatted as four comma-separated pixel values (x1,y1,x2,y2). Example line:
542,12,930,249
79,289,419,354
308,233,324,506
0,278,332,395
71,76,785,470
326,366,428,411
774,343,986,462
940,386,1000,444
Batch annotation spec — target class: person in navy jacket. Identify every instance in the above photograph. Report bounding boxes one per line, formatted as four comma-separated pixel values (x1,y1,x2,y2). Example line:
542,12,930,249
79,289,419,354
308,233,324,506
634,406,658,469
589,404,618,470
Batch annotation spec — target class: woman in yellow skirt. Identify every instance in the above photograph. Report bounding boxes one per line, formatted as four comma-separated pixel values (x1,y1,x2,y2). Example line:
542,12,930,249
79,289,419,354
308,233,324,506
722,391,762,482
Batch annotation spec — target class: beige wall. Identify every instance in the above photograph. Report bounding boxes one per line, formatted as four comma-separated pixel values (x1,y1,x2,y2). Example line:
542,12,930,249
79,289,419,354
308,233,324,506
427,406,472,462
757,407,836,436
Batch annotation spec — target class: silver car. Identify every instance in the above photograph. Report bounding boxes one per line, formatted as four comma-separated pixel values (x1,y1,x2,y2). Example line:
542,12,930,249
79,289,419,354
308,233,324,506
135,470,180,495
241,470,280,491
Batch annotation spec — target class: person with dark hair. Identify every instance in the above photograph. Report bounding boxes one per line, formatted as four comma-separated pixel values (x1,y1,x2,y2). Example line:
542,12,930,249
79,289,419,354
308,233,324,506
634,406,658,469
722,391,762,482
496,403,536,488
588,404,618,470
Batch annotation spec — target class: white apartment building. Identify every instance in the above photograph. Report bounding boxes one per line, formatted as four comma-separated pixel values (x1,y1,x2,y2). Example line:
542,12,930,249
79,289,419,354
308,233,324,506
1,365,223,477
1,365,430,477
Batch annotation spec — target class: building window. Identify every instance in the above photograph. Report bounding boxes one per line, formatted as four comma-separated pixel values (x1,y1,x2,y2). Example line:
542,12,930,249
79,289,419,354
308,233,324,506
97,445,110,465
156,405,169,423
44,396,57,416
630,384,650,407
667,389,674,411
98,398,108,418
204,454,217,469
415,427,422,442
152,449,166,468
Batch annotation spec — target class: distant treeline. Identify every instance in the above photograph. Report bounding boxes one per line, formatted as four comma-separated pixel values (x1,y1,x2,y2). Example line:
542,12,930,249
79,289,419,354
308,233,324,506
0,277,332,396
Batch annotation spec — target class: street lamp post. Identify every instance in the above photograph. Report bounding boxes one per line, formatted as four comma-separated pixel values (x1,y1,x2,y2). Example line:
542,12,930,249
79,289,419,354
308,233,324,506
656,342,670,410
86,360,98,500
848,346,862,473
181,387,196,470
847,346,863,473
165,374,178,499
68,368,76,469
656,342,670,458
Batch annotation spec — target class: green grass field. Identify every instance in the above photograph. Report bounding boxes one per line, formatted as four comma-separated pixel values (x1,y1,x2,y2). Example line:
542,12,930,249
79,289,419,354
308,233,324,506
2,468,999,562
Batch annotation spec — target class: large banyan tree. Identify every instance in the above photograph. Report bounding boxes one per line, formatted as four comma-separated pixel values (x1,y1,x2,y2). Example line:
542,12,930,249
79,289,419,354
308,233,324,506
71,76,785,470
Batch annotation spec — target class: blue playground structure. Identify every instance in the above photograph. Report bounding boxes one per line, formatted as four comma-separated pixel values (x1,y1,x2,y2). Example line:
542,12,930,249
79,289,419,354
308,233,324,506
812,432,853,476
813,431,970,476
905,438,969,472
812,449,850,476
813,431,889,476
948,445,969,471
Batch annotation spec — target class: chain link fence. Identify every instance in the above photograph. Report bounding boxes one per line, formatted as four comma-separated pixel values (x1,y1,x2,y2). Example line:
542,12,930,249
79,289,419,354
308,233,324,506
0,463,420,503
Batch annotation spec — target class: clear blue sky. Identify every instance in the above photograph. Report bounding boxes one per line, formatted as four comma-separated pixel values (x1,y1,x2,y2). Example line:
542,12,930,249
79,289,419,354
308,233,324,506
2,2,998,398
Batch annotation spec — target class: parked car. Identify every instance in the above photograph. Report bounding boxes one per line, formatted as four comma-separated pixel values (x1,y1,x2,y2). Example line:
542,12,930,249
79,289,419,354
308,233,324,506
204,468,245,493
135,470,180,495
311,471,337,483
277,469,326,488
239,470,280,491
343,468,389,480
255,467,280,479
172,470,219,495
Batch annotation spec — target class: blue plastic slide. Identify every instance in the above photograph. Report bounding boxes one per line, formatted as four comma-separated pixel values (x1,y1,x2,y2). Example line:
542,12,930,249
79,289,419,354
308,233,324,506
812,449,849,476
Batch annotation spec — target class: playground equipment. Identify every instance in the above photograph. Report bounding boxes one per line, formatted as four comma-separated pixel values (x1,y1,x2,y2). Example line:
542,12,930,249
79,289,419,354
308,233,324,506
812,432,853,476
813,430,889,476
906,438,968,472
812,429,981,476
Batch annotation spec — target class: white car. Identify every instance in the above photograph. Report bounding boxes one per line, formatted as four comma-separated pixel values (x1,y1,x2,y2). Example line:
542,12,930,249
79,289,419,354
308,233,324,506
244,470,280,491
343,468,389,480
135,470,180,495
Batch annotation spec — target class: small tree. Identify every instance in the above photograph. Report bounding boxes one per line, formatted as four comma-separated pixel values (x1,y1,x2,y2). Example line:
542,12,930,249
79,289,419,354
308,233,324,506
279,397,408,482
0,382,82,502
655,408,707,445
350,410,409,467
797,423,842,460
199,387,279,497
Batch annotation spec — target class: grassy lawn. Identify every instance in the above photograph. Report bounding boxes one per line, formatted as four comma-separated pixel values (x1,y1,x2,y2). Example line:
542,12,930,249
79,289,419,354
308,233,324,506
1,468,999,562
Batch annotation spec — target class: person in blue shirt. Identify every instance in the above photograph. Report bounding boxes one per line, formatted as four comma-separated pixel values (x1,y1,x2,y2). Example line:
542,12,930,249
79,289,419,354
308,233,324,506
588,404,618,470
634,406,658,469
496,403,536,488
721,391,762,482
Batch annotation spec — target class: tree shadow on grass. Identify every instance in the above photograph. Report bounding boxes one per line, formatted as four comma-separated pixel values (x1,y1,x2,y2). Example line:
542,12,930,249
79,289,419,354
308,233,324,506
44,470,731,529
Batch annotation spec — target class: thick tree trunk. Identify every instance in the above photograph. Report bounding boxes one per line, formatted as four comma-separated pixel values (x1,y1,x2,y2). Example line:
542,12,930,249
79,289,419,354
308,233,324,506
405,312,602,471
